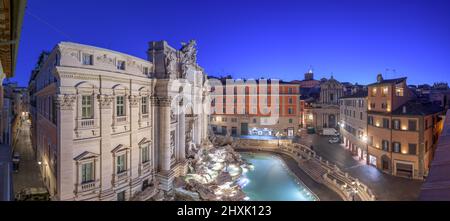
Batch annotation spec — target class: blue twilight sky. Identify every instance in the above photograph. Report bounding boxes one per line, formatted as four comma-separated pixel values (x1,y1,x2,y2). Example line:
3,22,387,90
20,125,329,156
10,0,450,86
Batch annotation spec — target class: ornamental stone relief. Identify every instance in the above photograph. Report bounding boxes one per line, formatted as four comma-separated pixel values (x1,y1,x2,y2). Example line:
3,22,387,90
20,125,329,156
128,95,140,107
97,94,114,109
56,94,77,110
96,54,114,65
170,130,175,160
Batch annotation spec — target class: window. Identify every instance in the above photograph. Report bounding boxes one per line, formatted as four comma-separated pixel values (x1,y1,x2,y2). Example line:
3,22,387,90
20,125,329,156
116,155,126,174
116,96,125,116
288,88,293,94
141,97,148,114
117,191,125,201
369,136,373,146
82,53,93,65
253,118,257,123
408,144,417,155
221,126,227,135
81,162,94,183
383,118,389,128
360,112,363,120
368,116,374,125
393,119,400,130
330,93,334,102
143,67,149,75
393,142,401,153
117,60,126,70
382,87,388,97
370,103,376,109
408,120,417,131
396,87,404,96
141,144,149,163
82,95,93,119
382,140,389,151
288,97,293,104
288,107,293,114
289,119,293,123
371,88,377,97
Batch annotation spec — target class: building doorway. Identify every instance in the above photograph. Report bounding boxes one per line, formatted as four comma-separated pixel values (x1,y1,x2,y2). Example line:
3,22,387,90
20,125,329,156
396,162,413,178
240,123,248,135
328,114,336,128
381,155,390,171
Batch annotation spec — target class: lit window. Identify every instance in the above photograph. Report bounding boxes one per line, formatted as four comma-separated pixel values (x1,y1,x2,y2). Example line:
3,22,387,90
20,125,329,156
382,87,388,97
396,87,404,96
371,88,377,96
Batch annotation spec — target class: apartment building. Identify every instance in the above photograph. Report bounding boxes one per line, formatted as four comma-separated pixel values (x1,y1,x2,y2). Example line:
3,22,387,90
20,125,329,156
366,74,443,179
339,91,368,162
209,78,301,138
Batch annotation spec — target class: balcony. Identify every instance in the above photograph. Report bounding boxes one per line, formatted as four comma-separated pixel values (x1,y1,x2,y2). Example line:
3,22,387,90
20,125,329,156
79,118,95,129
116,116,127,123
75,180,99,194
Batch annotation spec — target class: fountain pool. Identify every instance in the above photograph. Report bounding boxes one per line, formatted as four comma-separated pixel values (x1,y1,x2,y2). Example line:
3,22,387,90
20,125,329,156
239,152,318,201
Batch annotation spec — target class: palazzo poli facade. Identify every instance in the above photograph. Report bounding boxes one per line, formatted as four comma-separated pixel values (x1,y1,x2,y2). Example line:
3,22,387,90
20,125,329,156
29,40,210,201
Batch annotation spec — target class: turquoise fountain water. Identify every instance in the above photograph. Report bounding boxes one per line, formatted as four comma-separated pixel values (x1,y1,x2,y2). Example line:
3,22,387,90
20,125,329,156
239,152,318,201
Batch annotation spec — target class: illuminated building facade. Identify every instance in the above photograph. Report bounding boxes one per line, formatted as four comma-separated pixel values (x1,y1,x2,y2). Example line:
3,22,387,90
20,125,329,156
366,74,443,179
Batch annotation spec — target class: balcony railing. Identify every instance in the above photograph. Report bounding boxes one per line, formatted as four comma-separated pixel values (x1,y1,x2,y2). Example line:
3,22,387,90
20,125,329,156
116,116,128,124
142,114,149,119
79,118,95,128
75,180,99,194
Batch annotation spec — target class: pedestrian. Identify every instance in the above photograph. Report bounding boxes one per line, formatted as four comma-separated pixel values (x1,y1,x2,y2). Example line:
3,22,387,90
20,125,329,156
310,145,314,150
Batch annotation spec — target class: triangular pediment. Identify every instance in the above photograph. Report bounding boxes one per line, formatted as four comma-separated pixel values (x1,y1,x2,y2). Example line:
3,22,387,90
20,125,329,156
111,144,129,153
74,151,99,161
138,138,151,146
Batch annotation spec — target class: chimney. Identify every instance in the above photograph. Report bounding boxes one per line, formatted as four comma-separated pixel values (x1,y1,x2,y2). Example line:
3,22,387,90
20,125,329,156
377,73,383,83
402,105,407,114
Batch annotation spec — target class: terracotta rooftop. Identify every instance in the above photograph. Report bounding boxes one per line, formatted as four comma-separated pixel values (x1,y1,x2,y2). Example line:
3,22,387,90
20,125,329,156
367,77,407,86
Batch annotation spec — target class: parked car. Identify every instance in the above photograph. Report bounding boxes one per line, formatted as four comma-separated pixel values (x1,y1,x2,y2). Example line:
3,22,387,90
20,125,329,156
328,137,340,144
15,187,50,201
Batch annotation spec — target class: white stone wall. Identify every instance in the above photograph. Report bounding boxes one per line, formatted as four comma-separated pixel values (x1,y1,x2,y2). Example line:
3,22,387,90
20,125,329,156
32,41,210,201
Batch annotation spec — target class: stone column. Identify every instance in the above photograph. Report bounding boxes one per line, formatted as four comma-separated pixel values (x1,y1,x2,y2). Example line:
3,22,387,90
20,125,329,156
129,94,141,192
156,97,174,191
56,94,76,200
97,94,114,200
